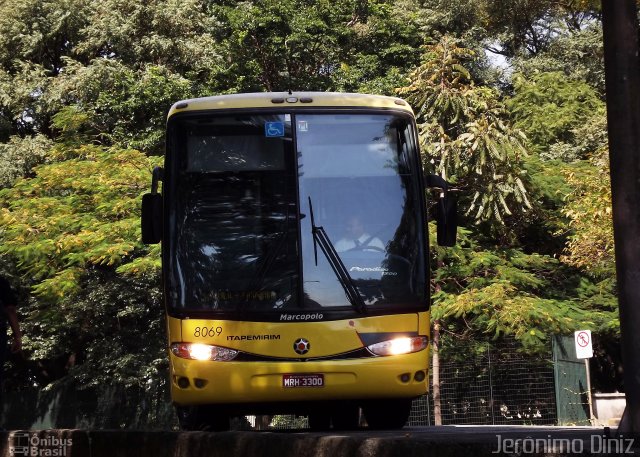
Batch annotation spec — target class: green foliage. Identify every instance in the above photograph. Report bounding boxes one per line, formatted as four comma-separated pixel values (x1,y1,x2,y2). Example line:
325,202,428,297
17,270,166,392
0,0,220,146
47,60,194,152
396,34,616,361
0,62,50,137
212,0,341,92
212,0,422,94
480,0,600,57
415,0,485,41
507,72,604,152
561,150,614,280
398,37,531,226
0,145,161,301
0,135,52,188
430,225,615,352
0,0,91,75
75,0,221,75
512,23,606,95
541,112,608,163
415,0,600,59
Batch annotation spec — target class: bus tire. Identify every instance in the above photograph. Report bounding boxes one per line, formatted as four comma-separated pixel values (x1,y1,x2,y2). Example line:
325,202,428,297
176,405,198,430
362,399,412,430
331,405,360,430
308,409,331,431
176,405,230,431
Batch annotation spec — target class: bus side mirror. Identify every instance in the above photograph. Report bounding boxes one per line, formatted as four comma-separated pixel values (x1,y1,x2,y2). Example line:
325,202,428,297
435,192,457,247
141,166,164,244
141,193,162,244
426,174,458,247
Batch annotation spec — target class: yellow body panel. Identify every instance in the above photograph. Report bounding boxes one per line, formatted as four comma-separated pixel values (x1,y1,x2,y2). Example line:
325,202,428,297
167,92,414,119
167,312,430,406
176,313,420,358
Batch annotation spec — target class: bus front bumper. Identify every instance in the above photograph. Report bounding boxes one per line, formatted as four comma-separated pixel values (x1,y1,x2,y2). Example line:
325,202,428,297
169,350,429,406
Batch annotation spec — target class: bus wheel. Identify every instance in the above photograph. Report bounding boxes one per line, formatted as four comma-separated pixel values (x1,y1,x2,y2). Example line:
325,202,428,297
176,405,199,430
308,410,331,431
176,405,230,431
331,405,360,430
362,399,411,430
200,405,230,431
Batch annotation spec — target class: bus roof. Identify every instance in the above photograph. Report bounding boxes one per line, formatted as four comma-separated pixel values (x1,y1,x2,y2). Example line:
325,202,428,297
167,92,414,118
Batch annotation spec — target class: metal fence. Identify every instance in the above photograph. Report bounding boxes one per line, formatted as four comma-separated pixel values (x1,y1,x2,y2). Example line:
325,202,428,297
268,337,559,429
407,338,557,426
5,337,570,430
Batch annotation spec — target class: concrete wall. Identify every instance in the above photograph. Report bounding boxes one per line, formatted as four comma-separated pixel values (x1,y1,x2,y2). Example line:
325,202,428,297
2,427,636,457
0,429,495,457
593,393,626,426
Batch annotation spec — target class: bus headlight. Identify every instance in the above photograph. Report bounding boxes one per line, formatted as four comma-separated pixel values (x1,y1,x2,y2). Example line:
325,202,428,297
171,343,239,361
366,336,428,356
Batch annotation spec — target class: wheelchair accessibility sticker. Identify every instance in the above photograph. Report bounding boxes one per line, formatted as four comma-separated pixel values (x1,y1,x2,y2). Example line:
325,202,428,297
265,121,285,137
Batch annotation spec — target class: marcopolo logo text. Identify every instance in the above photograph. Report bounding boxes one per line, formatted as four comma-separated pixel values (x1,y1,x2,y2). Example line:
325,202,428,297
279,313,324,321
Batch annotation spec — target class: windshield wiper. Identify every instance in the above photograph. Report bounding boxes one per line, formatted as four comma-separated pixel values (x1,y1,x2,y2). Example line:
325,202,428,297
308,197,366,314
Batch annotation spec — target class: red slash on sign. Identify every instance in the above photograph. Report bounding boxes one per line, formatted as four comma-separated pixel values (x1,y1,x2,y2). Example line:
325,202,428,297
574,329,593,359
577,331,590,348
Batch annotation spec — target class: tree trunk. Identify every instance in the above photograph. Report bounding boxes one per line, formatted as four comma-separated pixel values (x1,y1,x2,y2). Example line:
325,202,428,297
602,0,640,436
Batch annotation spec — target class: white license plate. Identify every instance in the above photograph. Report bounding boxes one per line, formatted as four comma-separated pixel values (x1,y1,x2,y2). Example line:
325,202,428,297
282,373,324,388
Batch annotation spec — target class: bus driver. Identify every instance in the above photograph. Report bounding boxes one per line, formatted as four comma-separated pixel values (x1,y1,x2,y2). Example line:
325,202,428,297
334,214,385,253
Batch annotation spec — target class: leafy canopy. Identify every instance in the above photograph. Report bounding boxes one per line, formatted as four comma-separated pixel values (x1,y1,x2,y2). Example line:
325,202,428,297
507,71,604,152
0,145,161,300
430,226,613,351
398,37,531,225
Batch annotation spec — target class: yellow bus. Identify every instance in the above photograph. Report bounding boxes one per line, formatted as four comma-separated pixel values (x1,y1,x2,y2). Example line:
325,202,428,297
141,92,457,431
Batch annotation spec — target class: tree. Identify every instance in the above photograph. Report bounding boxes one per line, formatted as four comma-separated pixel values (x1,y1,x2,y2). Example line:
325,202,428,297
211,0,423,94
211,0,344,92
47,60,195,153
480,0,600,57
398,37,531,227
0,145,160,300
0,144,164,417
0,62,51,138
0,0,91,76
0,135,52,188
431,227,608,349
416,0,601,59
507,71,604,153
397,37,539,424
396,35,620,422
561,151,613,279
511,23,606,95
75,0,222,76
0,0,223,145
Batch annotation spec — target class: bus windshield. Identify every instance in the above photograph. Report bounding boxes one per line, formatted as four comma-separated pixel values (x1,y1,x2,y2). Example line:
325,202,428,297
167,112,427,315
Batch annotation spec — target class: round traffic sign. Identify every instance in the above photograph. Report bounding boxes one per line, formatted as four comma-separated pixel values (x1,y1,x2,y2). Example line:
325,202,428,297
577,331,590,348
